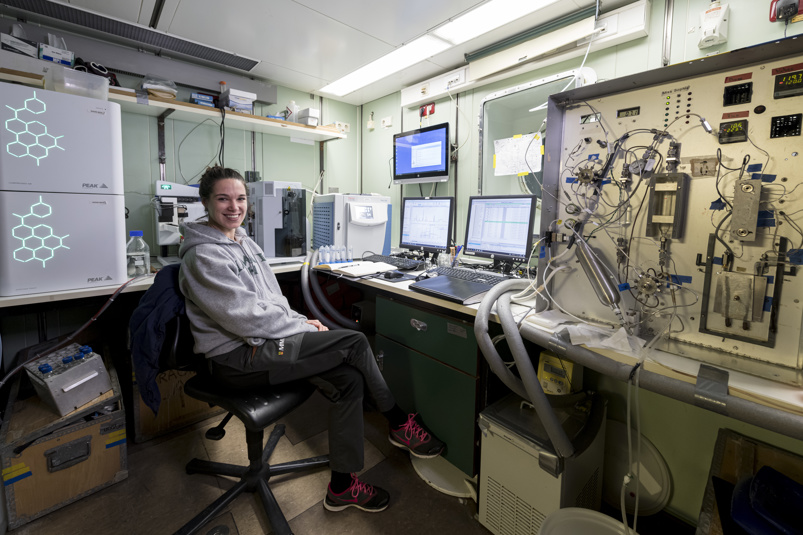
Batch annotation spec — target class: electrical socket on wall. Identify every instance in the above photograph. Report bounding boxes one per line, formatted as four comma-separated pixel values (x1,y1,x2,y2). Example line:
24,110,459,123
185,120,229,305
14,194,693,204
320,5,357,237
381,116,392,128
335,122,350,133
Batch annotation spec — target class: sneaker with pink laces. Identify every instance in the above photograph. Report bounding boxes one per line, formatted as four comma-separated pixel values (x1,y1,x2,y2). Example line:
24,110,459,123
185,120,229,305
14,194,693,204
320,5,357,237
324,474,390,513
388,413,445,458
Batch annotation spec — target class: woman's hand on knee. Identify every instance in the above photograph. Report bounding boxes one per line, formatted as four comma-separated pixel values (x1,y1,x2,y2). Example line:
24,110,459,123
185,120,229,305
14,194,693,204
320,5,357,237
307,319,329,331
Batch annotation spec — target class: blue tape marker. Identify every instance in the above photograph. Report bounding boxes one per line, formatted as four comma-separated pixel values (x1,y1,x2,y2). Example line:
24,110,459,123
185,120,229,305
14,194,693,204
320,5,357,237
757,219,776,228
710,199,726,210
767,276,774,284
759,210,774,218
764,296,773,312
539,246,546,259
106,438,127,449
753,173,777,182
670,274,693,285
588,153,600,161
566,177,577,183
3,472,32,486
618,283,631,291
746,164,763,173
713,257,723,265
601,179,611,185
788,249,803,265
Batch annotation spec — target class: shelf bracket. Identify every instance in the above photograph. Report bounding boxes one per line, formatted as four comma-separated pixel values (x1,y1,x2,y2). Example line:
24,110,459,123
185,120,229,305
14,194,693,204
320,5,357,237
157,109,175,182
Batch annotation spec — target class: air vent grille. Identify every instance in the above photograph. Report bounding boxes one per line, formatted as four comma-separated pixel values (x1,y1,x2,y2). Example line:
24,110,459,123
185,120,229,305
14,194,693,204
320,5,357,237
484,476,546,535
313,203,334,249
576,467,601,509
3,0,259,71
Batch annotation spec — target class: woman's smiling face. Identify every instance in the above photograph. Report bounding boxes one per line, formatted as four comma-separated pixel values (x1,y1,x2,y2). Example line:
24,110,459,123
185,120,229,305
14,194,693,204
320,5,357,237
203,178,247,240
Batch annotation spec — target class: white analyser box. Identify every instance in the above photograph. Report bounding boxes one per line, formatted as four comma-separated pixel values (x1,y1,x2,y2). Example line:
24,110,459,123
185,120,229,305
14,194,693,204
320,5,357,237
0,81,123,194
312,193,391,257
0,191,126,296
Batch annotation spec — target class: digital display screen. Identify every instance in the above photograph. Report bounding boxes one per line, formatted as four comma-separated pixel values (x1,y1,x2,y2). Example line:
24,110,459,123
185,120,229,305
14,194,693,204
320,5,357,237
355,205,373,219
400,197,454,253
544,362,566,377
393,123,450,184
770,114,802,138
718,119,748,144
723,82,753,106
617,107,640,118
464,195,536,262
774,71,803,99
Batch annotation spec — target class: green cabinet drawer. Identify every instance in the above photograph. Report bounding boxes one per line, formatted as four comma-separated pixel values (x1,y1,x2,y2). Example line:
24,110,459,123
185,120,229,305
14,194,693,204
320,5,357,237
376,334,478,476
376,296,478,376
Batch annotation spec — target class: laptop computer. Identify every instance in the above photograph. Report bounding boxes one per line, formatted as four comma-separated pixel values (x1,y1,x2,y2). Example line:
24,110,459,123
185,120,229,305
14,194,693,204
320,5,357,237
409,275,492,305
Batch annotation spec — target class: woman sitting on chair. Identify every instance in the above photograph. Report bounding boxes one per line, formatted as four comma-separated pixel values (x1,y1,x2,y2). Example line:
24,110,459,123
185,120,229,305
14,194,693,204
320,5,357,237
178,165,444,513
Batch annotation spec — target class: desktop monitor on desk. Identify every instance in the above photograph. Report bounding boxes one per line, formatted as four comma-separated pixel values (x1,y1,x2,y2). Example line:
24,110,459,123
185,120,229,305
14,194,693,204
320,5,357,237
399,197,454,258
463,195,537,272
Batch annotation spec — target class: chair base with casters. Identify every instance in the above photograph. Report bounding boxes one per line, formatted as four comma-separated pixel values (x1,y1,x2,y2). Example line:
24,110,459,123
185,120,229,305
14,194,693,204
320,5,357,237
173,374,330,535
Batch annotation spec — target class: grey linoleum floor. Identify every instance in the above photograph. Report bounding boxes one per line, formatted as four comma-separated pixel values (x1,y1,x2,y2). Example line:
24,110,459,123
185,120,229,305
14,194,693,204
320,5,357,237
12,391,491,535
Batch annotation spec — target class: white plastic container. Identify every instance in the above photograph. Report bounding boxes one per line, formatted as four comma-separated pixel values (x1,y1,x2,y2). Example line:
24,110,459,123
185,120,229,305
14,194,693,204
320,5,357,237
286,100,299,123
539,508,637,535
125,230,150,276
52,66,109,100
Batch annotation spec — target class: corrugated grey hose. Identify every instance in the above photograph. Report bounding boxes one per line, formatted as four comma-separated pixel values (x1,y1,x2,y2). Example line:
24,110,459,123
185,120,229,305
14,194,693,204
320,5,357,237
475,279,575,459
300,250,361,331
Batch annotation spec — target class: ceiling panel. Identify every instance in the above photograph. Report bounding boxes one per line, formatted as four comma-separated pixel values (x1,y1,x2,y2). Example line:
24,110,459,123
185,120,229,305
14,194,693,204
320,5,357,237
248,61,329,95
5,0,604,105
162,0,394,83
292,0,483,46
68,0,144,23
153,0,181,31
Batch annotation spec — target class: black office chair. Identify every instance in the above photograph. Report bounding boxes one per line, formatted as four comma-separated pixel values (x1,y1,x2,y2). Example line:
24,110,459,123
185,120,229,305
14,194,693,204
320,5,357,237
163,314,330,535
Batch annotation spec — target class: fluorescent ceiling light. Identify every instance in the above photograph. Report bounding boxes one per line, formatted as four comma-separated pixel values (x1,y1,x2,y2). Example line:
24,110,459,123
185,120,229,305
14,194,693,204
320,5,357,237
320,35,450,96
433,0,561,45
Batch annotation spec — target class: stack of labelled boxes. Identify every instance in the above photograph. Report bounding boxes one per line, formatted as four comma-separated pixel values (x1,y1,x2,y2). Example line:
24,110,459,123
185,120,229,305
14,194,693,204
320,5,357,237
0,31,73,66
191,92,216,108
220,87,256,114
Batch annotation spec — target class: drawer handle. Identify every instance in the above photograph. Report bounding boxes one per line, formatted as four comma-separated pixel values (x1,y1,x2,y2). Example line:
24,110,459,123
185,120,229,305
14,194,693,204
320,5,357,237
410,318,428,332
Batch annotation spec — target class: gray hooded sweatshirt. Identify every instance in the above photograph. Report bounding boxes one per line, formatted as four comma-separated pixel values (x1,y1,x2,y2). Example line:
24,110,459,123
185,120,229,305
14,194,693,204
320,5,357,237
178,221,315,358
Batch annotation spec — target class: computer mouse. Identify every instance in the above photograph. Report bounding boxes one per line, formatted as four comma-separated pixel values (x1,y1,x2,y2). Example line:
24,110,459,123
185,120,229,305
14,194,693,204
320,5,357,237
384,270,404,279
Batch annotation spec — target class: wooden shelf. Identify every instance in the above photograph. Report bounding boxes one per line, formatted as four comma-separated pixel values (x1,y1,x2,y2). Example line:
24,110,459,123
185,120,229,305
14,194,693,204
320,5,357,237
108,88,346,142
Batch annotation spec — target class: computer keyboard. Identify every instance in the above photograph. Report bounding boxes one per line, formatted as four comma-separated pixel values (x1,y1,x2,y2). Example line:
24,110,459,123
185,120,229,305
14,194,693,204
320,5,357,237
435,267,511,287
363,254,425,271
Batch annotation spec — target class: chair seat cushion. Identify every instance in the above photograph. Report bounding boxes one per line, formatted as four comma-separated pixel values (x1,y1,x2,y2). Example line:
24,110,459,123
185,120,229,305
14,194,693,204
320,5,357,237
184,374,317,432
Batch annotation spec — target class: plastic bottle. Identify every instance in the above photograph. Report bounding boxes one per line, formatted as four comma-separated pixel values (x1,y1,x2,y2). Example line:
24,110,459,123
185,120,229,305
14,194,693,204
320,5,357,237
347,246,354,262
219,81,227,107
126,231,151,276
286,100,299,123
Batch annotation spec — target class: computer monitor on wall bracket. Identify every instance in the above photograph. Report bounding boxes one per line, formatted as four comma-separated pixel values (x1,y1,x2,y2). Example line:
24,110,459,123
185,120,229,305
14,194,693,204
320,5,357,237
393,122,450,185
463,194,537,274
